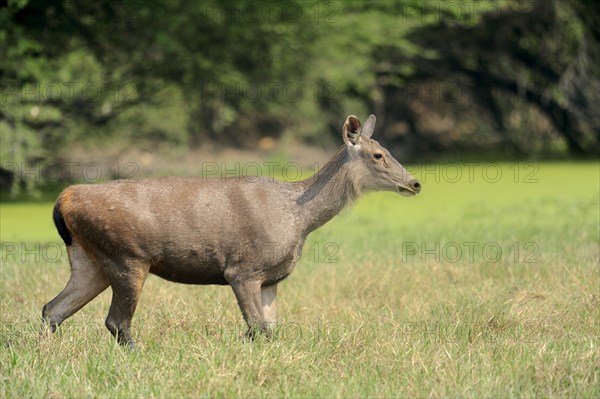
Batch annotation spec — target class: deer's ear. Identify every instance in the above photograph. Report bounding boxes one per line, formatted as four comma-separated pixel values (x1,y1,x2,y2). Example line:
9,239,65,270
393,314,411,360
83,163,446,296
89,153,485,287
361,114,376,138
342,115,362,146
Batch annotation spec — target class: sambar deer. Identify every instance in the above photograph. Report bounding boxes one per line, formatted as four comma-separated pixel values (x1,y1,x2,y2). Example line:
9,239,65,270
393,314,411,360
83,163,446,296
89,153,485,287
42,114,421,347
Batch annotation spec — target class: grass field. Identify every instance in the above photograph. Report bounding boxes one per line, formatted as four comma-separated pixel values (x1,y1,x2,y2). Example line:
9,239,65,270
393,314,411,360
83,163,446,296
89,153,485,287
1,162,599,397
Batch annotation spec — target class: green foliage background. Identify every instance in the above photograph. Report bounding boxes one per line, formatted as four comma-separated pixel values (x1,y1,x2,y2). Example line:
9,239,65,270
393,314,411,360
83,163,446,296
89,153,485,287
1,0,599,195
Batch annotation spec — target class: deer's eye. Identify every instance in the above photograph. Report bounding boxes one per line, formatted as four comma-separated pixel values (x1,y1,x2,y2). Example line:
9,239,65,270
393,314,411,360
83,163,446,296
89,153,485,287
374,153,383,160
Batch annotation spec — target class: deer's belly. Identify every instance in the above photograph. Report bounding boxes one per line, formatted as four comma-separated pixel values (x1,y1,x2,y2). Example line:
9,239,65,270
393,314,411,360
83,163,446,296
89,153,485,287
149,247,228,285
150,265,228,285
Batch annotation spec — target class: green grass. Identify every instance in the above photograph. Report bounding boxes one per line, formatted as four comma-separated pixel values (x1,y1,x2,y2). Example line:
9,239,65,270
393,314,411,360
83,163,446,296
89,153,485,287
1,162,599,397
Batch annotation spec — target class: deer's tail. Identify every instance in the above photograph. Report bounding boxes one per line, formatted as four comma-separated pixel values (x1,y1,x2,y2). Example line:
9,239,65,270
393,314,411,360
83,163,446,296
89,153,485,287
53,199,72,246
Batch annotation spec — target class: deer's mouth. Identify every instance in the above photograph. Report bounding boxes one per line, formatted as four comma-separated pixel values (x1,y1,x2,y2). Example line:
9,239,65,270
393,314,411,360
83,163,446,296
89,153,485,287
397,185,417,197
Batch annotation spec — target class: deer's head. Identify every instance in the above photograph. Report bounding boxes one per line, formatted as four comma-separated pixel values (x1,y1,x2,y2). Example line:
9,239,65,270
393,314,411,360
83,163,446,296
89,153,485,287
342,114,421,197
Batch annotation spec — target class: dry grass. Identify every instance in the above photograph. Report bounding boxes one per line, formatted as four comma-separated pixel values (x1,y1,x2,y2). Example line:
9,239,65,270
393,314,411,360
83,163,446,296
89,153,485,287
1,162,598,397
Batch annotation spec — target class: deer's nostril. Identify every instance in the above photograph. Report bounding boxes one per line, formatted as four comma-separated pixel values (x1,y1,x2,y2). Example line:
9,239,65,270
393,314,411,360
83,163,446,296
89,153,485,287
412,181,421,193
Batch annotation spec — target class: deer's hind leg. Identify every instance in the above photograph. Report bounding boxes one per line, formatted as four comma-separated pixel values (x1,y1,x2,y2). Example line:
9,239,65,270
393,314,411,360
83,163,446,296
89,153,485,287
42,242,110,331
102,258,150,348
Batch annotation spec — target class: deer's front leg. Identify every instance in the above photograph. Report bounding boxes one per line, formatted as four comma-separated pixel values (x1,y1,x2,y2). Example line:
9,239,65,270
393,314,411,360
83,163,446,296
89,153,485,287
261,283,277,333
228,278,270,339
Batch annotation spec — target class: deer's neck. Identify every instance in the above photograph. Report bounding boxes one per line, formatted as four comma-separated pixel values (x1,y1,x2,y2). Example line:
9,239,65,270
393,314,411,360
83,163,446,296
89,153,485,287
294,146,361,235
